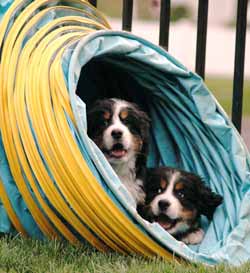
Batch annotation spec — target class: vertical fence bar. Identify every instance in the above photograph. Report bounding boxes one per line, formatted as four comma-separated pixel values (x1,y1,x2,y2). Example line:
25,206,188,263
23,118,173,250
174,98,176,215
195,0,209,79
232,0,248,133
122,0,133,31
159,0,171,51
89,0,97,7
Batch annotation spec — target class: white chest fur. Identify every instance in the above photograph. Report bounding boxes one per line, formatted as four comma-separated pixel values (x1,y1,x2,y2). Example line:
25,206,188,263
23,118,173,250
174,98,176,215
122,176,145,205
112,162,145,205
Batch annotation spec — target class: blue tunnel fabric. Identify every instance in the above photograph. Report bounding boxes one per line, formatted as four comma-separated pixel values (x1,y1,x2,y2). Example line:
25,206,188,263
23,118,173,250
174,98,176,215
1,0,250,266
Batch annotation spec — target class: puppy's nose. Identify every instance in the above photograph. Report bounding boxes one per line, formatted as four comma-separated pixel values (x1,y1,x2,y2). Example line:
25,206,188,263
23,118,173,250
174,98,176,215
111,129,123,139
158,200,170,211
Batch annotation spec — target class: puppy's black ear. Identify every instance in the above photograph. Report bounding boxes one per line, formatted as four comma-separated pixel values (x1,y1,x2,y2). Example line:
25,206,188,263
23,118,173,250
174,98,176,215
197,182,223,220
130,102,150,140
138,110,151,135
135,109,150,177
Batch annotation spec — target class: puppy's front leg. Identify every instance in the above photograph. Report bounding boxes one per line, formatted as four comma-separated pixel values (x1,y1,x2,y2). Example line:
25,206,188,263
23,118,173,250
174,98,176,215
181,228,205,245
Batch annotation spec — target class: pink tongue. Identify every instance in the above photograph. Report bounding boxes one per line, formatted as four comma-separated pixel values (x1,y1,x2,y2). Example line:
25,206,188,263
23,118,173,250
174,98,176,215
158,221,172,230
110,149,126,158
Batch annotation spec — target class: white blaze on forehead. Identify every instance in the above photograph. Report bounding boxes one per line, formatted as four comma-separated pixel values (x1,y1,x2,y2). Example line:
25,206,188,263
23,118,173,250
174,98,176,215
150,172,183,219
111,99,129,123
103,99,133,151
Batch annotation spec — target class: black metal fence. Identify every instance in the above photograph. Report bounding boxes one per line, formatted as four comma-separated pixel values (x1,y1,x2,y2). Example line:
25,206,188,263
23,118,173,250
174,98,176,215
89,0,248,134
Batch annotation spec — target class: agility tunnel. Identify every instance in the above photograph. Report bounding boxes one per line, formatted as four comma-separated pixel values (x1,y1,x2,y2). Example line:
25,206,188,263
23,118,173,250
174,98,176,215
1,0,250,266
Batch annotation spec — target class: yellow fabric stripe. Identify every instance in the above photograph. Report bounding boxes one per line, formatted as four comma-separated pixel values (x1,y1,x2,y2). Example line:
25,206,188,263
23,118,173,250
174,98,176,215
0,1,109,246
0,2,107,243
16,29,111,251
10,24,109,251
0,23,58,241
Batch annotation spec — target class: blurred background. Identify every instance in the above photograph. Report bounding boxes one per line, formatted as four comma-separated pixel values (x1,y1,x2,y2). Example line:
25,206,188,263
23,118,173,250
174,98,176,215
96,0,250,148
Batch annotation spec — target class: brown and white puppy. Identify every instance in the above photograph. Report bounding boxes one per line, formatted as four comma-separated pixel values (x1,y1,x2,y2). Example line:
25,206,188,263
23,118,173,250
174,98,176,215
87,98,150,205
138,167,223,244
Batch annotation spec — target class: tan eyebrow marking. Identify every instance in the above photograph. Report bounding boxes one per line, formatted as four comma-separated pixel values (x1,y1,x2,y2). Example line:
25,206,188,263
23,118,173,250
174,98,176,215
120,110,128,120
103,111,111,120
175,182,184,191
160,178,167,189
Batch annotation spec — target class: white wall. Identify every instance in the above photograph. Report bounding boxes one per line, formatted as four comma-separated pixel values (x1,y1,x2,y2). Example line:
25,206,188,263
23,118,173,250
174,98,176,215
148,0,250,25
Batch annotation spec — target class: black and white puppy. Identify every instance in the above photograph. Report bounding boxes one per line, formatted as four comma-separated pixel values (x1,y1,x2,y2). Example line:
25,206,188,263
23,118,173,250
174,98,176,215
139,167,223,244
87,98,150,205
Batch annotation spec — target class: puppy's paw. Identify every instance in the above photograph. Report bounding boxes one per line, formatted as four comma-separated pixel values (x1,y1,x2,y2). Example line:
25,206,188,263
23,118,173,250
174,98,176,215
181,228,204,245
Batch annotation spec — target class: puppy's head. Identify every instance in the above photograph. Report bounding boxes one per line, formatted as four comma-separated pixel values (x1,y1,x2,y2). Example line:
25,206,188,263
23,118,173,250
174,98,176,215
143,167,223,235
87,98,150,168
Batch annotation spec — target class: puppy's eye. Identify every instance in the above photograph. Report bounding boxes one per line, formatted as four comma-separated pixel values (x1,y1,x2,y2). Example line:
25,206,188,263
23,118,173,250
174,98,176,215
103,120,109,126
103,111,110,119
102,111,111,126
158,188,163,194
177,191,185,198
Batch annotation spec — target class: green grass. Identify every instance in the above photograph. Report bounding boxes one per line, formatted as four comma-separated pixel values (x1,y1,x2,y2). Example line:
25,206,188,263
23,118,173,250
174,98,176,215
1,235,250,273
205,77,250,116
